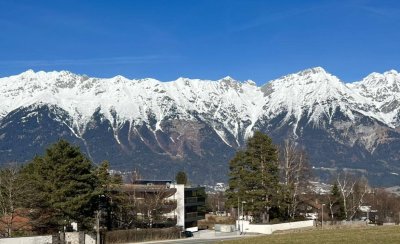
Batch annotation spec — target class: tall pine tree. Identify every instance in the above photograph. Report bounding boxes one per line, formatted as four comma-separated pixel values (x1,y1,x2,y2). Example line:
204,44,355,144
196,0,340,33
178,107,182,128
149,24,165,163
331,182,346,220
21,140,98,232
227,131,279,223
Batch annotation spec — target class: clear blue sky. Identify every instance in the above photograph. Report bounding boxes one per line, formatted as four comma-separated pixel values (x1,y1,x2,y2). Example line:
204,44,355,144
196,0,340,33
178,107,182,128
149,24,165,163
0,0,399,84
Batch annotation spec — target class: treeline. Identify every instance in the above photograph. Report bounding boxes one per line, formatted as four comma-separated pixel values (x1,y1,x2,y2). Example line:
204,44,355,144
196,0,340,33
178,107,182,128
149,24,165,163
0,140,173,237
226,131,311,223
324,174,400,224
0,140,116,236
226,131,400,224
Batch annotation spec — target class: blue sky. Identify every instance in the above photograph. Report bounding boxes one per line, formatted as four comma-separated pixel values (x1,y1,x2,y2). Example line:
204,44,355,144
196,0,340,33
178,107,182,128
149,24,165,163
0,0,399,84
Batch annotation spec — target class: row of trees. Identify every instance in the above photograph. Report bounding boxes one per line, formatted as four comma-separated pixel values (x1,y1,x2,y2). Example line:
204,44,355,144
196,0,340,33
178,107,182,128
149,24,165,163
0,140,202,237
0,140,178,237
325,174,400,224
226,131,311,223
0,140,115,236
226,131,400,224
325,174,369,221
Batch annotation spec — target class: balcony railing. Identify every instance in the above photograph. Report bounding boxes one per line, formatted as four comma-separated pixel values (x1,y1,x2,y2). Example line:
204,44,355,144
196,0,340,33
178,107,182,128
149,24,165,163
184,197,205,205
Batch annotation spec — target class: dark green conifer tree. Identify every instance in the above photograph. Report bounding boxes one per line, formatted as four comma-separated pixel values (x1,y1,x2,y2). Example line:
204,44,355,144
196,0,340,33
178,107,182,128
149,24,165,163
227,131,280,223
331,182,346,220
21,140,98,232
93,160,123,230
175,171,188,185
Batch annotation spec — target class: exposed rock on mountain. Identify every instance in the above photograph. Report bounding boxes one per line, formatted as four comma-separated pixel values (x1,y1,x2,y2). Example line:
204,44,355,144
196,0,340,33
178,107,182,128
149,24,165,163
1,68,399,186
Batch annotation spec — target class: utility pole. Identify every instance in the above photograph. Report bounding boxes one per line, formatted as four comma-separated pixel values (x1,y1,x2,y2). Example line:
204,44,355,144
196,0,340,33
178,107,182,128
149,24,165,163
321,204,325,229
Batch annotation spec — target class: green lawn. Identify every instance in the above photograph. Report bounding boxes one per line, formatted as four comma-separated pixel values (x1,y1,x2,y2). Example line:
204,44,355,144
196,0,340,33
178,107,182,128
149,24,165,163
217,226,400,244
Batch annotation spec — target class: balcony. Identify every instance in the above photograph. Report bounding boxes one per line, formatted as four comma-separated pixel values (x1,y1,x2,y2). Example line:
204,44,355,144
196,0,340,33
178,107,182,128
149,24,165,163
184,197,205,207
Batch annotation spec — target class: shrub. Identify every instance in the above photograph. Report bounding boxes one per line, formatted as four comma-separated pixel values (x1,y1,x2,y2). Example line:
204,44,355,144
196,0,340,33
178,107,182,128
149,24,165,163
270,218,281,224
104,227,181,243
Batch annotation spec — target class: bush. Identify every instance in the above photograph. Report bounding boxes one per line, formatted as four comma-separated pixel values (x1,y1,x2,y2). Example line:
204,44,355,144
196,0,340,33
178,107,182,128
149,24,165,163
294,215,306,221
104,227,181,243
270,218,281,224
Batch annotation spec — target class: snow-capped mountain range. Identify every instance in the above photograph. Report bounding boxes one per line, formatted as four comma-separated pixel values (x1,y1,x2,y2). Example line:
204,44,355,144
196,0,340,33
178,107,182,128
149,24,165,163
1,67,399,185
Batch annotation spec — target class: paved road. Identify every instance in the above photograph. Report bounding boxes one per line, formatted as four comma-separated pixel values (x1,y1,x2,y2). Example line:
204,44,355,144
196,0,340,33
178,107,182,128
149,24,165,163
139,231,259,244
143,237,244,244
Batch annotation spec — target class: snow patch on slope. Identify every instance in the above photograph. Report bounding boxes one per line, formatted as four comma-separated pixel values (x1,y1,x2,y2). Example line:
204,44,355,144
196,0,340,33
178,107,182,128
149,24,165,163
0,67,399,147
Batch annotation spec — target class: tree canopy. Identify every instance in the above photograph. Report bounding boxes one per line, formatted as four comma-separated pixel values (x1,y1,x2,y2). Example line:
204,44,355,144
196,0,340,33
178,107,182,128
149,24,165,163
227,131,280,223
21,140,99,232
175,171,188,185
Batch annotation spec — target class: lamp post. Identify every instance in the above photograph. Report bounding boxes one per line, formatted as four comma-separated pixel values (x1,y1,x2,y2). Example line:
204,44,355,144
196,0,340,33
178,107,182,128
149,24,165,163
237,197,240,232
96,194,106,244
96,210,101,244
321,204,325,229
241,201,246,235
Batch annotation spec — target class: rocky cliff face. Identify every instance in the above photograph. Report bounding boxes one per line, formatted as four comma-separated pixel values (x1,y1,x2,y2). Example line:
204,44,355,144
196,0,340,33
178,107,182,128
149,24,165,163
1,68,399,185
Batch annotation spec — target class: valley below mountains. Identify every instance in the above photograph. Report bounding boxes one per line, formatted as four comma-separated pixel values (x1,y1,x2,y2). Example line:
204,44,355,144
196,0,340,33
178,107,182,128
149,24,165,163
1,67,400,186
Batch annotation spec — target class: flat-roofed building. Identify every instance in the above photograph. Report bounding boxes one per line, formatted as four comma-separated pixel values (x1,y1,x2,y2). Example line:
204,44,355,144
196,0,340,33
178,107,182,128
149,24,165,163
112,179,206,231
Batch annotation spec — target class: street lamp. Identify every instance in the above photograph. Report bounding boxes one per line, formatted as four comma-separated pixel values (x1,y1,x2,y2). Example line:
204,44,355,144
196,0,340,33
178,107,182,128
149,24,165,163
96,210,101,244
96,194,106,244
241,201,246,235
237,197,240,233
321,204,325,229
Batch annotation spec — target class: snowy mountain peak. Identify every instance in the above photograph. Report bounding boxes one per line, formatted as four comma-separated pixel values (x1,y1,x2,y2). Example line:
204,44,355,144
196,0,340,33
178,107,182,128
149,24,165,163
244,80,256,86
270,67,342,89
110,75,129,82
261,67,380,134
358,70,400,87
299,66,327,75
3,69,400,186
219,76,239,85
221,75,235,81
1,67,400,140
217,76,243,91
384,69,398,75
0,67,400,185
12,70,83,86
296,67,335,80
19,69,36,76
346,69,400,127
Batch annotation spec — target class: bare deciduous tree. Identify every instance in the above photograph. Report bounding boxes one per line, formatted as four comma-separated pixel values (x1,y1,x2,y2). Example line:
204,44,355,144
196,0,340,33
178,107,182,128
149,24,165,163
336,172,355,220
326,192,335,220
207,191,226,214
336,173,369,220
348,177,369,220
136,185,177,228
0,164,28,237
279,140,311,219
113,186,139,229
365,188,400,224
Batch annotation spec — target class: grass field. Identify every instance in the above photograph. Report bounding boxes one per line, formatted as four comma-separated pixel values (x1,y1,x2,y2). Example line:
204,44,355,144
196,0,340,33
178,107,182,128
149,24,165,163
217,226,400,244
